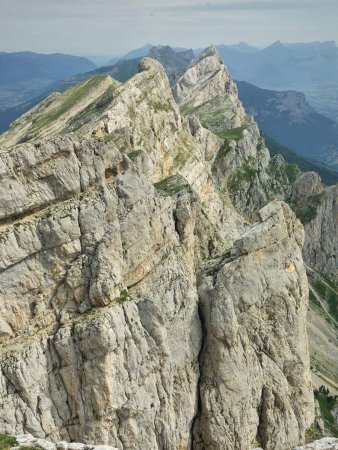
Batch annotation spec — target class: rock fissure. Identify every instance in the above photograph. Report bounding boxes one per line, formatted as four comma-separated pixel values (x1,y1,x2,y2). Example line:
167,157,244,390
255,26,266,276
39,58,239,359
190,299,207,450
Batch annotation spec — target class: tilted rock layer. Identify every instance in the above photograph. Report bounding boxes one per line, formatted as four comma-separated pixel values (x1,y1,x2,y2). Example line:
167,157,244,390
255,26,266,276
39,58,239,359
0,46,320,449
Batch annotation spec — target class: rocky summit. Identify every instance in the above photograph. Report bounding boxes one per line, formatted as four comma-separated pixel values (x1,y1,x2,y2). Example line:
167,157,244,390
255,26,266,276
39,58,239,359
0,46,337,449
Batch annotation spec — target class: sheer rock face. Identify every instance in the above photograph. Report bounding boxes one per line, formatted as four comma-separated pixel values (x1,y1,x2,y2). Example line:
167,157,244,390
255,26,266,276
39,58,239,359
174,45,245,128
305,183,338,284
0,49,316,450
291,172,338,284
194,201,314,450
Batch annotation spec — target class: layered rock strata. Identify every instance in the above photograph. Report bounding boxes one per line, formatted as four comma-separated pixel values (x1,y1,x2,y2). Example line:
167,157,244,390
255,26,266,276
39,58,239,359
0,46,320,449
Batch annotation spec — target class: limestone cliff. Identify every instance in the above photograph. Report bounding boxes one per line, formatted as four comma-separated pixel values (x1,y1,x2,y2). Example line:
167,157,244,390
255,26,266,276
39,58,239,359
194,201,314,450
175,45,297,219
290,172,338,286
175,46,338,403
0,46,325,449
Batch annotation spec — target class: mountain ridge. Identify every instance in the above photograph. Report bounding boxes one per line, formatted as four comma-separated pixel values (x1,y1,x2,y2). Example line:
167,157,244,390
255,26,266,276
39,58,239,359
0,45,337,448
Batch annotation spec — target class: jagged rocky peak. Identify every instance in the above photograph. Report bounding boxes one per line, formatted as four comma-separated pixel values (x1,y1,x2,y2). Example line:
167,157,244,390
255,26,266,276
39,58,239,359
197,43,220,60
0,128,315,447
291,171,323,204
174,43,241,112
148,46,195,86
173,45,297,219
138,55,166,74
149,45,194,65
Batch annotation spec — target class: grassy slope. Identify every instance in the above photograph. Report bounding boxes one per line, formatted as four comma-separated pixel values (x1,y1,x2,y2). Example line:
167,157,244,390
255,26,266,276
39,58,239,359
0,434,16,450
314,392,338,437
30,75,110,132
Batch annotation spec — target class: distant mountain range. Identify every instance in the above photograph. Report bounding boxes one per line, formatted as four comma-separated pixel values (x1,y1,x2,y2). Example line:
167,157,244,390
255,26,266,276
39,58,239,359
1,43,337,179
237,80,338,169
217,40,338,122
106,43,189,65
218,40,338,88
0,51,96,111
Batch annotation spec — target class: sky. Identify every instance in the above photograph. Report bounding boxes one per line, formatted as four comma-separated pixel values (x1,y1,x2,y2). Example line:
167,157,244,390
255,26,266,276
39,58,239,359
1,0,338,57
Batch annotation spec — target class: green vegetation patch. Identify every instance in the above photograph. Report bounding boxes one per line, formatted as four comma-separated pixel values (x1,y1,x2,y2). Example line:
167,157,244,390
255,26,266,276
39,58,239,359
181,95,248,145
180,95,227,117
228,160,257,192
314,389,338,437
180,101,197,116
149,101,174,113
31,76,109,131
127,150,143,159
284,163,300,183
214,141,232,162
263,158,300,197
68,82,119,131
154,175,192,196
116,289,132,304
305,423,323,443
217,126,246,141
18,447,39,450
0,434,16,450
298,193,323,224
170,132,193,172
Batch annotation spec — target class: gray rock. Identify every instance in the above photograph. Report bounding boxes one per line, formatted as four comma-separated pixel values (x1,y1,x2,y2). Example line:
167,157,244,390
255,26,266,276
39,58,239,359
0,45,326,450
194,201,314,450
293,437,338,449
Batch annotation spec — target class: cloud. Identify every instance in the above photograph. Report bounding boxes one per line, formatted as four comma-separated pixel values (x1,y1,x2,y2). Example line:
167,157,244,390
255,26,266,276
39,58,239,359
0,0,337,55
161,0,338,12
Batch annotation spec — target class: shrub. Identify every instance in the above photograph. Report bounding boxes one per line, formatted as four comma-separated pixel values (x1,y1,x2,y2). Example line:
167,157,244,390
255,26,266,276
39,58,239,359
0,434,16,450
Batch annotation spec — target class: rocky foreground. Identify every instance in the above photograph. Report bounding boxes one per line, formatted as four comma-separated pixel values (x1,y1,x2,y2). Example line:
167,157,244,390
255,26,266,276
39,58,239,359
5,434,338,450
0,46,337,449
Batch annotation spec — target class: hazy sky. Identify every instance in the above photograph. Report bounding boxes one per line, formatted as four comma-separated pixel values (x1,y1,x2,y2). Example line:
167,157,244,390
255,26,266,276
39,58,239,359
1,0,337,57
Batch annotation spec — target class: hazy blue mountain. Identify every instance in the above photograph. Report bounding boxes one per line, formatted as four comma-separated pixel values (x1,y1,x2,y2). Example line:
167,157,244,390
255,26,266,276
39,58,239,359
0,51,96,110
86,55,113,66
107,44,189,65
0,94,48,133
43,47,193,94
107,44,154,65
221,40,338,86
223,42,259,53
218,40,338,121
237,80,338,168
194,42,258,57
